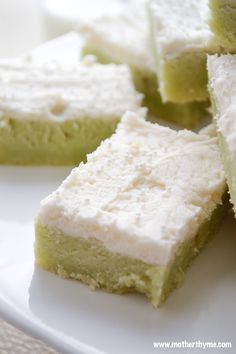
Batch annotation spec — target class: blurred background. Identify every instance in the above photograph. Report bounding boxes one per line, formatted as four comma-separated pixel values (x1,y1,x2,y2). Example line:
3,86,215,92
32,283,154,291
0,0,42,57
0,0,130,57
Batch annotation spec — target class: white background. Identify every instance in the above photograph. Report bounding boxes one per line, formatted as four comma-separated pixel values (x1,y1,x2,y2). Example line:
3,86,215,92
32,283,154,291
0,0,43,58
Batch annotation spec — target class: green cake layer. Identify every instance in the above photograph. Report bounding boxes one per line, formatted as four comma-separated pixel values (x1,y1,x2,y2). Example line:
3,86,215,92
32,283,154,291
0,117,118,165
160,51,209,104
35,199,228,307
209,0,236,48
82,47,208,129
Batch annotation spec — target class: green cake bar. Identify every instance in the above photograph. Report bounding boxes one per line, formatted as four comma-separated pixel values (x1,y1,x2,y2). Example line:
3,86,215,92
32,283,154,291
80,1,208,129
0,57,142,165
208,54,236,215
209,0,236,49
147,0,236,104
35,111,227,307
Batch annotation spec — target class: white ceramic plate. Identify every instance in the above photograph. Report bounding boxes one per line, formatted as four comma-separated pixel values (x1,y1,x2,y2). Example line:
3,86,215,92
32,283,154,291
0,166,236,354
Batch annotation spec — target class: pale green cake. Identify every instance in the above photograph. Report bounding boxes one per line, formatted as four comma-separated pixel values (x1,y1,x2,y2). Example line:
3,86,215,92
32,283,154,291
208,54,236,214
35,112,227,307
0,118,118,165
0,58,142,165
80,2,208,129
147,0,236,104
35,202,227,307
209,0,236,48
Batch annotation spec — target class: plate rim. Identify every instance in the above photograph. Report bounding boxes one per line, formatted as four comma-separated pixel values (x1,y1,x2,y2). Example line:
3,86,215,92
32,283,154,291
0,291,106,354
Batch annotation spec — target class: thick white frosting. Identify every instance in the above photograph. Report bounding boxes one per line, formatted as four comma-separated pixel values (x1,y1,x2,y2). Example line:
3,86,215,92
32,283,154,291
39,111,226,266
79,0,155,72
0,57,142,121
208,54,236,156
148,0,217,59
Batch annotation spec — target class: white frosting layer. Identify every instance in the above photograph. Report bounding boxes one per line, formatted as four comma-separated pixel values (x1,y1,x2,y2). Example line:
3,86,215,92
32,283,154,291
39,111,226,266
208,54,236,155
0,57,142,121
79,0,155,72
148,0,217,59
25,32,82,65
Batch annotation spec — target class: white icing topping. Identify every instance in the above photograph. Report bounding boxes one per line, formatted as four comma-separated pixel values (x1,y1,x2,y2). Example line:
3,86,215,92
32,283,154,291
39,111,226,266
148,0,217,58
0,57,142,121
208,54,236,155
79,1,155,72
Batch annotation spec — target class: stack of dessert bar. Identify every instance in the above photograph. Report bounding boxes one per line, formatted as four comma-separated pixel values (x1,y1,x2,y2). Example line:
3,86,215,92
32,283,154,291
1,0,236,306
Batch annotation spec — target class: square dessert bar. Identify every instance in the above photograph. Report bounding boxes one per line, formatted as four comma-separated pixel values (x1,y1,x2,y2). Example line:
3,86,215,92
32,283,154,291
208,54,236,215
35,111,227,307
147,0,236,104
0,57,142,165
80,1,208,129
